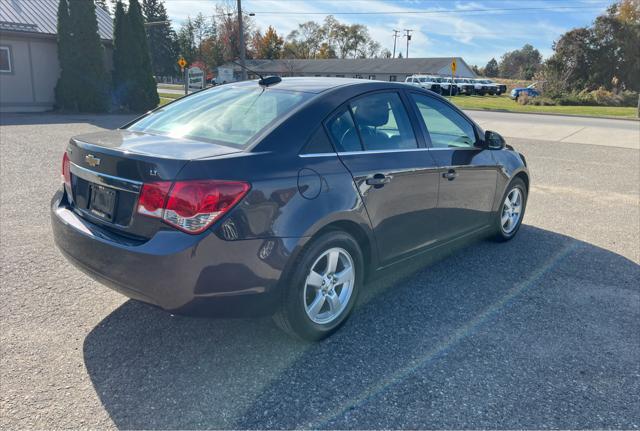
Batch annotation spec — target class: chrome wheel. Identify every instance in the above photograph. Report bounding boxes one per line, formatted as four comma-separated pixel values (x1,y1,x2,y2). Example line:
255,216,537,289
501,187,523,234
303,247,355,325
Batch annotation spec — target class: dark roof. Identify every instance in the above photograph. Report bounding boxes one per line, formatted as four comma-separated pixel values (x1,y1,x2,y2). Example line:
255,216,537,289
226,57,474,76
0,0,113,40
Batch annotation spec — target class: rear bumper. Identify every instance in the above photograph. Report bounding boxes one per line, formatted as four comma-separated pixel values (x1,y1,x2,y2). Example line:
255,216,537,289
51,190,302,317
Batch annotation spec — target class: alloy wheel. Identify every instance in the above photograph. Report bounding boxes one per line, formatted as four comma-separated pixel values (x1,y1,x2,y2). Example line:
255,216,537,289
501,187,523,234
303,247,355,325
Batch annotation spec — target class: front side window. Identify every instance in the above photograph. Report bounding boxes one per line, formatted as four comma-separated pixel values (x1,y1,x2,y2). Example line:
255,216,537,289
0,46,11,73
350,92,417,151
411,94,477,148
128,86,311,148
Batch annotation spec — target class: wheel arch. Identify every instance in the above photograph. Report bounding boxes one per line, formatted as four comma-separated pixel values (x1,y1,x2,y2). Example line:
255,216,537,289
311,220,376,275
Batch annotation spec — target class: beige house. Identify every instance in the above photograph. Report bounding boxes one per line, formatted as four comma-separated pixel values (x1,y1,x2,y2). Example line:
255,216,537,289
0,0,113,112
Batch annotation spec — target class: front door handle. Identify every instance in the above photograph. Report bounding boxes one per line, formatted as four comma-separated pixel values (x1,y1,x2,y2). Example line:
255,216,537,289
442,169,458,181
366,174,391,187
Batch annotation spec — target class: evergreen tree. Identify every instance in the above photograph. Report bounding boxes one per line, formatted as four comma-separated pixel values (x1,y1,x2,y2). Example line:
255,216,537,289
126,0,159,111
67,0,109,112
54,0,74,109
112,0,129,107
142,0,176,76
484,58,499,77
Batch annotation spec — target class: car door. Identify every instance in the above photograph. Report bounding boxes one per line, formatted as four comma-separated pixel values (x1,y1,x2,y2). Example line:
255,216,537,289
408,92,499,241
325,91,440,265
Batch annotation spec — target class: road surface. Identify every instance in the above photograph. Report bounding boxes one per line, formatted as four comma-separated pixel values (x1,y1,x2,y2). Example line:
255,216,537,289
466,110,639,150
1,113,638,429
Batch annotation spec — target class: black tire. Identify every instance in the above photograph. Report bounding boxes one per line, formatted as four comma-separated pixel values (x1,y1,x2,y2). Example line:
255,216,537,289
273,231,364,341
492,178,527,242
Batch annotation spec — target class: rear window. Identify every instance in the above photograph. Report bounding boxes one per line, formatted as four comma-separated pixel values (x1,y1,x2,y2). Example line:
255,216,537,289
128,86,312,148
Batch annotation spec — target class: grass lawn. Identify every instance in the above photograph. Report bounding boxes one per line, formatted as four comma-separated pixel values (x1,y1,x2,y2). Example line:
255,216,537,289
448,95,638,119
158,92,183,99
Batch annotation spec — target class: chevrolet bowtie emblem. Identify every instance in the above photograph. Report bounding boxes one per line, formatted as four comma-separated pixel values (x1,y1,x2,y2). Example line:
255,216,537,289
85,154,101,167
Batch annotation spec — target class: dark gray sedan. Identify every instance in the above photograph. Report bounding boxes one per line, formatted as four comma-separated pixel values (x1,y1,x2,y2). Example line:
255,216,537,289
51,77,529,340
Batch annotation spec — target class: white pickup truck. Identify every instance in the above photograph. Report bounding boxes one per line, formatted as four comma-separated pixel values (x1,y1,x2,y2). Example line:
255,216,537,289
404,75,441,94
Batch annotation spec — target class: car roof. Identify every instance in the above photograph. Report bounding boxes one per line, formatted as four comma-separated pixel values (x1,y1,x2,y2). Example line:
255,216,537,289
227,77,371,94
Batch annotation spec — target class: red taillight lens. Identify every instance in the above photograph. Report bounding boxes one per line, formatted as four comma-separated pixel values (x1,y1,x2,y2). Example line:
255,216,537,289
137,182,172,218
137,180,250,234
62,152,71,188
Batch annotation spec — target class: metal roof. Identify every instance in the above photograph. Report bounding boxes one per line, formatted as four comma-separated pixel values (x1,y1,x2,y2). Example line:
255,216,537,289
0,0,113,40
226,57,474,76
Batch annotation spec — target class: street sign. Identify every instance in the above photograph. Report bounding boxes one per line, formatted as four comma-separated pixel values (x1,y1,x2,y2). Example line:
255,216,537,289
177,57,187,69
451,59,457,74
188,67,204,91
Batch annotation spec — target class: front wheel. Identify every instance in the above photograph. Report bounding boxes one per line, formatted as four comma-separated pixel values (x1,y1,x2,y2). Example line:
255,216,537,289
492,178,527,242
273,231,363,341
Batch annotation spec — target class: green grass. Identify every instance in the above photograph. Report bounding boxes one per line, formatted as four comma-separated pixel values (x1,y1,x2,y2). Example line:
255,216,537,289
158,92,183,100
447,95,638,119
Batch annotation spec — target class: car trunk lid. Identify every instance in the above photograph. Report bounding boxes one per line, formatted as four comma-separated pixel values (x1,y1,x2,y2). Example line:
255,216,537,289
65,129,242,239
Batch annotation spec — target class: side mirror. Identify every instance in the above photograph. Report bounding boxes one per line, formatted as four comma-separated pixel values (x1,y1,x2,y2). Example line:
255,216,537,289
485,130,505,150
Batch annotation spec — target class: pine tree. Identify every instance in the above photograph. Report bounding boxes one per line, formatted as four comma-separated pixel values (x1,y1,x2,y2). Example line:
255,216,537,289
126,0,159,111
112,0,129,107
142,0,176,76
68,0,109,112
54,0,74,109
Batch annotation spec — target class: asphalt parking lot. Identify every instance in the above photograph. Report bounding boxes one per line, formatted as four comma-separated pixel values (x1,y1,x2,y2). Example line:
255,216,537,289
1,112,639,429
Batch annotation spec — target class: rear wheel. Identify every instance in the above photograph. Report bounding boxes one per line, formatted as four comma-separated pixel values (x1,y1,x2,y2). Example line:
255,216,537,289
492,178,527,242
273,231,363,341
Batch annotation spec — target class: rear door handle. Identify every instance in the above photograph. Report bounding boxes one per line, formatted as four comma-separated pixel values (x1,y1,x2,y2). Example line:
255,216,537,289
366,174,391,186
442,169,458,181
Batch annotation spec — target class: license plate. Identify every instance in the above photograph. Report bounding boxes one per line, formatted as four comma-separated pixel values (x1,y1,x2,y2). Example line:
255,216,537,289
89,184,117,221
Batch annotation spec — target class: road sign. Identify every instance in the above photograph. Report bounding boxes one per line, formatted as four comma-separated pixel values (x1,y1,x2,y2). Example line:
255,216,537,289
177,57,187,69
188,67,204,91
451,59,457,74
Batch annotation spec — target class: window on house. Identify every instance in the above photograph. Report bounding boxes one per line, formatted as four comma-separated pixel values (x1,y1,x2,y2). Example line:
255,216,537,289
389,75,397,82
368,75,376,80
335,74,345,77
0,46,11,73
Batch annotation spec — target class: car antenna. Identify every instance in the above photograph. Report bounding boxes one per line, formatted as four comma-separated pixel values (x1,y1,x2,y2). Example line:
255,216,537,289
229,60,282,87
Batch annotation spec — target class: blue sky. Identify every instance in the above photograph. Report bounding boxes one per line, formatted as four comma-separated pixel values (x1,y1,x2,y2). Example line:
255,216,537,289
163,0,612,66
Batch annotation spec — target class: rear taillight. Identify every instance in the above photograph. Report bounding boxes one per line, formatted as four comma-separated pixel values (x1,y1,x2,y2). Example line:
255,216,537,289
137,180,250,234
62,152,71,188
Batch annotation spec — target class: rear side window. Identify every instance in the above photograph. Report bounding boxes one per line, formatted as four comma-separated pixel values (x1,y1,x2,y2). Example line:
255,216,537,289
128,86,312,148
411,94,477,148
350,92,417,151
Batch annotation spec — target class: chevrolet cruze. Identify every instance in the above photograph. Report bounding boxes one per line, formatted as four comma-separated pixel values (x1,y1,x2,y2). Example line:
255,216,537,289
52,77,529,340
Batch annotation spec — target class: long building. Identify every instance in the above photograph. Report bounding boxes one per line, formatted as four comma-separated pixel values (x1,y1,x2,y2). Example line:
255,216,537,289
219,57,476,83
0,0,113,112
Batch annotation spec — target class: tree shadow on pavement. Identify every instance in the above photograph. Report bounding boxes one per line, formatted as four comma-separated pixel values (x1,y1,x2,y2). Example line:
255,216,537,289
83,226,640,429
0,112,137,129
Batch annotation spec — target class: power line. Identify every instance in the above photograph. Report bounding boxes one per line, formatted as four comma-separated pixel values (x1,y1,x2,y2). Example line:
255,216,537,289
250,5,605,16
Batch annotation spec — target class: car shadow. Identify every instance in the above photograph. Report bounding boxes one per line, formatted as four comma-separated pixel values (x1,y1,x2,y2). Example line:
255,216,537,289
83,225,640,429
0,112,138,129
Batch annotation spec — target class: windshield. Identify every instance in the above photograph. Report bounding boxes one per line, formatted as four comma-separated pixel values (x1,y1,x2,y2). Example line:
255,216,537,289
128,86,312,148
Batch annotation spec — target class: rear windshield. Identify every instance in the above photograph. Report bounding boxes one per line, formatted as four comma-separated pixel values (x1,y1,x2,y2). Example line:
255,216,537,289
128,86,312,148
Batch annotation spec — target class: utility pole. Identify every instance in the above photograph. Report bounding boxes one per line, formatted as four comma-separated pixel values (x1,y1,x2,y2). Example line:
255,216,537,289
237,0,247,81
392,29,400,58
404,29,413,58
